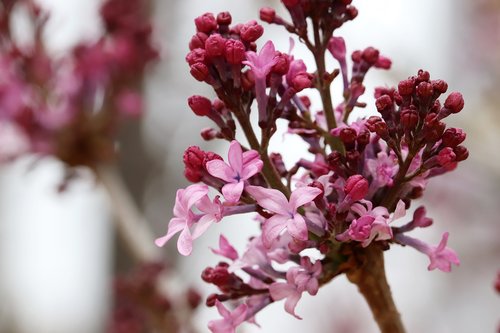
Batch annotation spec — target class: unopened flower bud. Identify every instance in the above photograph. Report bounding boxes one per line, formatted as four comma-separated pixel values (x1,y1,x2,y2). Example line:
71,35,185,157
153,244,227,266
453,145,469,161
185,48,206,66
240,20,264,42
351,50,362,63
200,128,219,141
291,72,313,91
398,78,415,96
375,55,391,69
194,13,217,33
224,39,246,64
260,7,276,23
362,47,379,65
216,11,232,25
432,79,448,94
183,146,205,182
344,175,368,201
188,95,212,116
327,36,346,61
205,34,226,57
444,92,464,113
417,69,430,83
416,81,433,99
189,32,208,50
400,108,419,129
346,6,358,20
190,63,209,81
437,147,456,167
339,127,357,143
375,95,393,112
441,128,466,147
272,52,290,75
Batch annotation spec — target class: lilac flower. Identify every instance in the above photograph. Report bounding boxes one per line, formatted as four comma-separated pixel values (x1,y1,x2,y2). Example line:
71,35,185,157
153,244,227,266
155,184,222,256
211,234,239,261
243,40,278,124
269,257,321,319
396,232,460,272
206,140,263,203
366,151,398,191
208,300,248,333
246,185,322,247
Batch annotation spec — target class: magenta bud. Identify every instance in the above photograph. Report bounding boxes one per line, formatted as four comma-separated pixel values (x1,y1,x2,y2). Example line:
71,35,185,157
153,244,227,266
216,11,232,25
400,108,419,129
441,128,466,147
351,50,362,63
272,52,290,75
453,145,469,162
240,20,264,42
189,32,209,50
346,6,358,20
398,79,415,96
444,92,464,113
339,127,357,143
190,63,209,81
183,146,205,182
362,47,379,65
291,72,313,91
416,81,434,99
375,55,391,69
344,175,369,201
185,48,206,66
260,7,276,23
201,127,219,141
432,79,448,94
224,39,246,64
205,34,226,57
188,95,212,116
375,95,393,112
417,69,430,82
327,36,346,61
194,13,217,33
437,147,456,167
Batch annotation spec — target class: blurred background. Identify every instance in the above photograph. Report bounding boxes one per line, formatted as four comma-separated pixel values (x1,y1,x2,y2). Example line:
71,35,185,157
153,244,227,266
0,0,498,332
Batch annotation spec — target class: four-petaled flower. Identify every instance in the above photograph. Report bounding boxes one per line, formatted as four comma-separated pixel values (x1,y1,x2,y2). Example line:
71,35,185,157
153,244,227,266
206,140,263,203
246,185,322,247
208,300,248,333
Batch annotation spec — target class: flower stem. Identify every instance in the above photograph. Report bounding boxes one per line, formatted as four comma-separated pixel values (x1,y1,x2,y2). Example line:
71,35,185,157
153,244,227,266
346,245,406,333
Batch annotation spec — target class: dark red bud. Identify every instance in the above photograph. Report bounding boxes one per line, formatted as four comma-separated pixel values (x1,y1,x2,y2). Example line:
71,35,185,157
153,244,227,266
339,127,357,143
189,32,208,50
351,50,362,63
190,63,209,81
437,147,456,167
200,128,219,141
345,6,358,20
206,293,217,307
184,146,205,182
398,78,415,96
194,13,217,33
416,81,434,99
432,79,448,94
374,56,392,69
224,39,246,64
260,7,276,23
444,92,464,113
375,95,393,112
185,48,206,66
441,128,466,147
188,95,212,116
417,69,430,82
362,47,379,65
205,34,226,57
216,11,232,25
400,108,419,129
240,20,264,42
453,145,469,161
300,95,311,108
271,53,290,75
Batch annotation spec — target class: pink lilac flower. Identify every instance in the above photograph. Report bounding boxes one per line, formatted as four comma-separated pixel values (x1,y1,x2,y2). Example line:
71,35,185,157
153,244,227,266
211,234,239,261
208,300,248,333
246,185,322,247
155,184,221,256
268,257,321,319
396,232,460,272
366,151,398,193
206,140,263,203
243,40,278,125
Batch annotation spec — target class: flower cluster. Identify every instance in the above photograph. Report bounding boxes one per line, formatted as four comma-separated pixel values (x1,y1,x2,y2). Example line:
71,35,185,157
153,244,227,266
156,1,468,332
0,0,156,168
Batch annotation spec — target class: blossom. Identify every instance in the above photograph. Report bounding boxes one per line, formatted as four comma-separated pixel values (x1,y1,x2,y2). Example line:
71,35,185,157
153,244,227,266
243,40,278,124
211,235,239,261
366,151,398,189
246,185,321,247
396,232,460,272
206,140,263,202
155,184,221,256
269,257,321,319
208,300,248,333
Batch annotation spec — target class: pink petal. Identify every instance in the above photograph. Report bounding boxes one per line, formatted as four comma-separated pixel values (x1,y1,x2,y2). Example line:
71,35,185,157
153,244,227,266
228,140,243,174
289,187,322,211
231,303,248,326
211,235,239,260
191,214,215,239
305,278,319,296
154,217,185,247
184,184,210,211
246,185,289,215
287,214,308,241
215,300,231,318
206,159,237,183
208,319,233,333
177,227,193,256
240,159,263,180
242,150,259,164
222,181,245,203
268,282,295,301
284,292,302,319
262,215,289,247
392,200,406,221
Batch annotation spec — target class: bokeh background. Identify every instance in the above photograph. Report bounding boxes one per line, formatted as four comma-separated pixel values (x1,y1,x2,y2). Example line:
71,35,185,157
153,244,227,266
0,0,498,332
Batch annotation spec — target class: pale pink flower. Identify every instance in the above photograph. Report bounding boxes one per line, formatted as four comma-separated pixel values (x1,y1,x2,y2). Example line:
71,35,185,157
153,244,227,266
396,232,460,272
366,151,398,189
208,300,248,333
246,185,322,247
155,184,221,256
206,140,263,203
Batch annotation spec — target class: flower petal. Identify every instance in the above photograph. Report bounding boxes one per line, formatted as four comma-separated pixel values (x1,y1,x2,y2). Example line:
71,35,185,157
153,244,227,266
154,217,185,247
222,181,244,203
177,227,193,256
262,214,288,247
184,184,210,210
287,214,308,241
191,214,215,240
289,186,322,211
240,159,263,180
228,140,243,175
206,159,236,183
246,185,289,215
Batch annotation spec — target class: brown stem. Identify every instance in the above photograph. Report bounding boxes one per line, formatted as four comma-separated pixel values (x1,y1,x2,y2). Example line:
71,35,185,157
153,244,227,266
346,245,406,333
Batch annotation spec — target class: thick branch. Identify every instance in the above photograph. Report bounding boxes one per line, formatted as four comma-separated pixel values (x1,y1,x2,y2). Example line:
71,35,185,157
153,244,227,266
346,245,406,333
